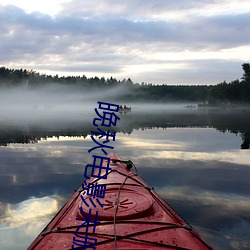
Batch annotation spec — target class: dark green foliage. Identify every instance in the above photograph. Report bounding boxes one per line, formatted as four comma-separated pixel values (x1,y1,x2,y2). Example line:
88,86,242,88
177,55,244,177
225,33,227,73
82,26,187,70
209,63,250,104
242,63,250,82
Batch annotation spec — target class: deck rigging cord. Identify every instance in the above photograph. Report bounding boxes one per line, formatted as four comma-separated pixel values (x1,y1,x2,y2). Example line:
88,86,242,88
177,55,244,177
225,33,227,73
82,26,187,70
109,158,212,250
111,159,138,250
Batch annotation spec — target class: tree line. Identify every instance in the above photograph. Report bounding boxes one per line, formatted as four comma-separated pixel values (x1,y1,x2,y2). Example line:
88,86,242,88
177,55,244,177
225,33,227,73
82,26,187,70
0,63,249,104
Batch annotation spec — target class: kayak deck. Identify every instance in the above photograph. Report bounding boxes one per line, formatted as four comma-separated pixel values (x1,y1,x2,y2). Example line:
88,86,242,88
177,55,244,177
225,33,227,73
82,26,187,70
28,152,213,249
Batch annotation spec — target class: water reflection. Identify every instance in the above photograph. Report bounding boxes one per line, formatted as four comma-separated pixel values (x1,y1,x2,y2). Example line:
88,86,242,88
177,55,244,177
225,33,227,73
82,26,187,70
0,107,250,149
0,108,250,249
114,129,250,250
0,196,63,250
1,196,59,228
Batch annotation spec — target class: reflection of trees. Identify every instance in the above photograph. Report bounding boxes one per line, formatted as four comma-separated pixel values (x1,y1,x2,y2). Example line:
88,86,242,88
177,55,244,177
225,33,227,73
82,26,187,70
241,134,250,149
0,133,38,146
0,109,250,149
0,123,94,146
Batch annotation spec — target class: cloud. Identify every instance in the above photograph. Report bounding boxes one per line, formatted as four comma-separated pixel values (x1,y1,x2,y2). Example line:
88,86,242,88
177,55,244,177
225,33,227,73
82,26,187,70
7,5,248,49
58,0,245,19
0,1,250,84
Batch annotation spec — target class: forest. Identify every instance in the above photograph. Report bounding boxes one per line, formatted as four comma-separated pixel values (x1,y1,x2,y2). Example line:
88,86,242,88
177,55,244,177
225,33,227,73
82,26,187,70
0,63,249,104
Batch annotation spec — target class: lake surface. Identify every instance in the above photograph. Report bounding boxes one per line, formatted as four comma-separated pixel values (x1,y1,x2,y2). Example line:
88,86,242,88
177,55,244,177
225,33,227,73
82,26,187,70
0,104,250,249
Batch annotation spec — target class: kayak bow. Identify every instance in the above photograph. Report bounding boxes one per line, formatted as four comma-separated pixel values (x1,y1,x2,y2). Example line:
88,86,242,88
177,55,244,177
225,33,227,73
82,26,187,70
28,152,213,249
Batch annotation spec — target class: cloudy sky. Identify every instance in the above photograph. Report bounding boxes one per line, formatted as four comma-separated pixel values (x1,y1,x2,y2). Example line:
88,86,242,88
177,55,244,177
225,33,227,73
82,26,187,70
0,0,250,85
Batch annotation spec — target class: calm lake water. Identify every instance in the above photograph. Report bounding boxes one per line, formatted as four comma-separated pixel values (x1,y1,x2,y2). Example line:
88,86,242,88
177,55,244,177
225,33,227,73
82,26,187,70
0,104,250,249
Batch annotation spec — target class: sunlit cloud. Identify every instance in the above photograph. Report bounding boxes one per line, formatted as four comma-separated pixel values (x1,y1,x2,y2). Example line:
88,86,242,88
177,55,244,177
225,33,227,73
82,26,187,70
153,46,250,62
0,0,66,16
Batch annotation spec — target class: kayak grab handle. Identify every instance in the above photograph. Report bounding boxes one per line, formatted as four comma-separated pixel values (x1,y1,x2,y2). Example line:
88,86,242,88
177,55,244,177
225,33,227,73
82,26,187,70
110,159,134,169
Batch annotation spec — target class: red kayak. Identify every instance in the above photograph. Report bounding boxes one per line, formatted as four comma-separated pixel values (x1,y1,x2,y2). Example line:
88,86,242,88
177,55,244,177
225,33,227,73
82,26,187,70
28,152,213,249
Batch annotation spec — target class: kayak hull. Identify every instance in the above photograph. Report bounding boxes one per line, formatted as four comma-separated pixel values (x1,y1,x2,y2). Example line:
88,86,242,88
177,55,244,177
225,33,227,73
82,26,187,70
28,152,213,249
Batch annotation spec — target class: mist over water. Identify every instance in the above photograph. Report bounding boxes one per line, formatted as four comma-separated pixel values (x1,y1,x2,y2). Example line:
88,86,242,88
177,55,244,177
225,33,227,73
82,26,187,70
0,84,199,124
0,85,100,122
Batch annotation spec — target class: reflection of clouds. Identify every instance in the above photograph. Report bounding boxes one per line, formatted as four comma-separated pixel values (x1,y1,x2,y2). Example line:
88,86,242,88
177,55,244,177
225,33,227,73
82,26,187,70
0,196,59,231
116,129,250,166
118,133,187,149
0,138,92,204
154,150,250,166
11,175,17,183
121,139,185,150
157,186,250,216
0,127,248,249
157,186,250,249
3,140,93,176
194,224,250,250
0,196,62,250
117,127,243,152
0,202,7,218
